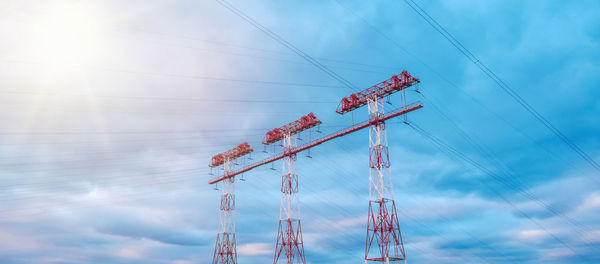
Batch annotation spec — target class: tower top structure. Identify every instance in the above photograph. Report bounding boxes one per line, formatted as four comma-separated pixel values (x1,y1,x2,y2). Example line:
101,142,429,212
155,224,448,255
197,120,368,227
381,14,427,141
263,113,322,145
336,70,419,114
209,142,254,168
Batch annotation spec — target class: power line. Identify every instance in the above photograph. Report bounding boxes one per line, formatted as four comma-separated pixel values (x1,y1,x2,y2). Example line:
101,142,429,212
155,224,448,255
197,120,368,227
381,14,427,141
0,172,212,219
120,27,400,71
333,0,598,187
0,89,338,104
215,0,359,91
0,125,345,136
402,0,600,173
404,120,589,260
331,0,599,251
0,58,345,89
411,90,598,246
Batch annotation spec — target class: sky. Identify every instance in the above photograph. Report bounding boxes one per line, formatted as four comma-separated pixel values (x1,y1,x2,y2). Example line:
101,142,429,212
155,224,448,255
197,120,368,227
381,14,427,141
0,0,599,263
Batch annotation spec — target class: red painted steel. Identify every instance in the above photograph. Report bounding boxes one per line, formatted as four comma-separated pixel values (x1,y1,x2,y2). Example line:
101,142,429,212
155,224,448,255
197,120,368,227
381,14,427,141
364,96,407,263
365,199,405,262
274,142,305,263
263,113,322,145
210,142,254,168
274,218,306,264
213,232,237,264
208,103,423,185
336,70,420,114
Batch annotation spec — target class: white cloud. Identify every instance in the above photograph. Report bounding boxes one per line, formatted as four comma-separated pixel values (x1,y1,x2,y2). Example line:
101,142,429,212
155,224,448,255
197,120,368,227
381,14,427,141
516,229,550,240
579,192,600,211
578,230,600,243
171,260,196,264
0,227,44,252
237,242,272,256
311,215,364,231
115,247,146,259
541,248,576,260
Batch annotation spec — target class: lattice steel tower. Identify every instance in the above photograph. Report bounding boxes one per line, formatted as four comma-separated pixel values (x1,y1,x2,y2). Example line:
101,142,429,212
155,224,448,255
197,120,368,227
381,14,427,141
274,133,306,264
263,113,321,264
213,160,237,264
364,97,406,263
206,71,421,264
210,143,253,264
335,70,419,263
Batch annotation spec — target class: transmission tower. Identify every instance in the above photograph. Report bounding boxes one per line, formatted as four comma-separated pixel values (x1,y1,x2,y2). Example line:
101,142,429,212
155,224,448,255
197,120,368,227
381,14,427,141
263,113,321,264
274,134,305,264
208,71,422,263
336,70,419,263
364,97,406,263
210,143,253,264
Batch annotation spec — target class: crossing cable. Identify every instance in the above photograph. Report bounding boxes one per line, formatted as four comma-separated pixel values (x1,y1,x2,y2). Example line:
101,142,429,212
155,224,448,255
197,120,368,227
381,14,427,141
1,142,251,163
220,135,504,263
413,85,580,175
395,209,494,264
1,135,265,147
0,145,274,196
0,97,327,117
412,90,598,245
308,154,494,264
243,152,480,263
214,0,359,91
122,40,389,76
404,120,589,261
277,137,496,263
0,125,346,137
402,0,600,173
0,169,208,203
0,89,338,104
209,0,552,260
1,154,274,205
0,174,210,220
334,0,598,246
0,136,278,189
334,140,523,262
3,142,290,204
333,0,598,188
4,4,399,74
332,141,516,262
234,142,386,258
235,158,366,251
117,22,388,69
385,87,597,248
0,58,345,89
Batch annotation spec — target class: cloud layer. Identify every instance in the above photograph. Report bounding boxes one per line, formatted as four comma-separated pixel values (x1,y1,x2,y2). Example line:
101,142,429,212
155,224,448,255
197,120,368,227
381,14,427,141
0,0,598,263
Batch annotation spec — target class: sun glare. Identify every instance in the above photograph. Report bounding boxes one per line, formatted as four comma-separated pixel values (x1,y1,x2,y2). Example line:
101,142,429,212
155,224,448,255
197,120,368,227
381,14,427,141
32,4,106,65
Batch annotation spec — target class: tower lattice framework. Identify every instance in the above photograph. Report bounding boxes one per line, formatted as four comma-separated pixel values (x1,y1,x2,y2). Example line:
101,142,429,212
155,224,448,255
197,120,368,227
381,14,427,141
274,134,306,264
213,159,237,264
365,97,406,263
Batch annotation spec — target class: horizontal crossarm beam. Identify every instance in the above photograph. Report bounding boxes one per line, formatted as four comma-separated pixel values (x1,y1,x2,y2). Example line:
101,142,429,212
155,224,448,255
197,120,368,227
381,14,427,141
208,103,423,184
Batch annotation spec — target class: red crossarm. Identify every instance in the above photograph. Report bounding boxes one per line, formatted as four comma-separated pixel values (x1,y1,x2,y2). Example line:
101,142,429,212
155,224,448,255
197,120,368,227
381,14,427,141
208,103,422,184
263,113,322,145
209,142,254,168
336,70,420,114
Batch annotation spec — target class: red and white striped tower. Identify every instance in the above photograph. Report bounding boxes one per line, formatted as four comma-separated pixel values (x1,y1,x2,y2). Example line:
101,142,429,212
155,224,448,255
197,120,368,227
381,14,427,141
364,96,406,263
273,133,306,264
210,143,253,264
334,70,417,263
208,72,421,264
263,113,320,264
213,158,237,264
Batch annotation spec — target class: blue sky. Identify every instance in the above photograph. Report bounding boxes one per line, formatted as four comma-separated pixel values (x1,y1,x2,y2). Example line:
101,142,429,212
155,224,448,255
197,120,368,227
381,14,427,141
0,0,599,263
